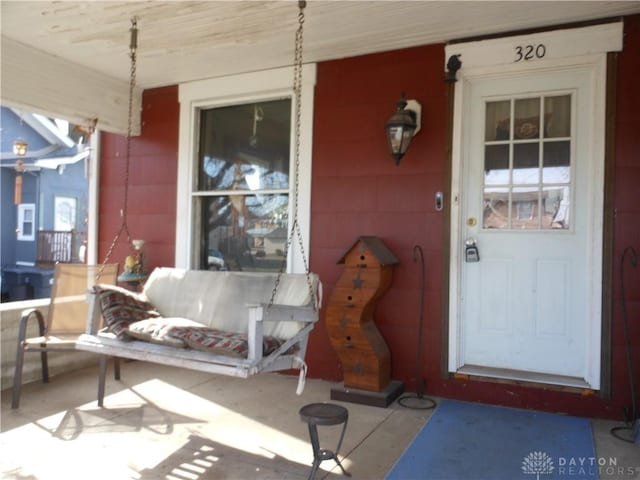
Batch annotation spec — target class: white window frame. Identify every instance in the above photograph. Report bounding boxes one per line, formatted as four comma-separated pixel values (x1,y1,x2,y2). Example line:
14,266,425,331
17,203,36,241
176,65,317,272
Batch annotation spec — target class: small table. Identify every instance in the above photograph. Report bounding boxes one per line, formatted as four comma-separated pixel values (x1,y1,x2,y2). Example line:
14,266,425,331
299,403,350,480
117,271,148,291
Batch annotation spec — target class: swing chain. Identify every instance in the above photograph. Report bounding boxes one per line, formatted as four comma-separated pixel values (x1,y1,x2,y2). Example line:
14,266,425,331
102,18,138,269
269,1,317,310
122,17,137,227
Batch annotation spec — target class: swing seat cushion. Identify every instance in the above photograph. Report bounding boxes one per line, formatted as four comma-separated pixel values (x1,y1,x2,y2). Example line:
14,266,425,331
89,268,319,359
180,327,289,358
126,317,204,348
124,317,290,357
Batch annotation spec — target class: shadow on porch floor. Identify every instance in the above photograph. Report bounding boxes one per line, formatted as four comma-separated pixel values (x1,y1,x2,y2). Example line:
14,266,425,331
1,361,638,479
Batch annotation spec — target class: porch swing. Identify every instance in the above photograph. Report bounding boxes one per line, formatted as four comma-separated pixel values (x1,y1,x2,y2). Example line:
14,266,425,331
76,2,321,404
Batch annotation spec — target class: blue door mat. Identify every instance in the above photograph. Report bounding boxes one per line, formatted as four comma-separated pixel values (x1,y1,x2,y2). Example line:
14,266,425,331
386,399,598,480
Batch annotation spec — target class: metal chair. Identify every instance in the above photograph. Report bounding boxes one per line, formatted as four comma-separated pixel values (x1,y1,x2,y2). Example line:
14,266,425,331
11,263,119,409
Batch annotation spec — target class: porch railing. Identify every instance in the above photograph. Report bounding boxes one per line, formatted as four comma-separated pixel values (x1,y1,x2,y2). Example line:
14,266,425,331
37,230,86,266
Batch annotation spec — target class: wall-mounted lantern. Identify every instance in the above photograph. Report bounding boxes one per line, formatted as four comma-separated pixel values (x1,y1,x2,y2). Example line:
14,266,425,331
12,139,28,157
384,94,421,165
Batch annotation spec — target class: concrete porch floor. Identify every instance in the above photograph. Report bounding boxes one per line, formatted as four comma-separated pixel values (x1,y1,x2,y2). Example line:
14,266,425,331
1,361,638,480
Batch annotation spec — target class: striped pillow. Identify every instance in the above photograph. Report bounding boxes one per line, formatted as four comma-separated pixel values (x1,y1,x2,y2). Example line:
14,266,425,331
94,284,160,339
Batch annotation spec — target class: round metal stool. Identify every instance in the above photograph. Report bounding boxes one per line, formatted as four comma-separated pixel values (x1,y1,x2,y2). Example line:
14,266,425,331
299,403,351,480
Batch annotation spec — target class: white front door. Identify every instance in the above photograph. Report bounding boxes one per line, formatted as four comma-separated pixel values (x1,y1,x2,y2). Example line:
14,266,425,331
450,63,605,389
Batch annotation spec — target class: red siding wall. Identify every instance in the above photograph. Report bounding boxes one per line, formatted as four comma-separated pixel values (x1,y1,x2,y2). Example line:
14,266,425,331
309,17,640,419
610,14,640,419
99,86,179,270
97,17,640,419
308,43,448,389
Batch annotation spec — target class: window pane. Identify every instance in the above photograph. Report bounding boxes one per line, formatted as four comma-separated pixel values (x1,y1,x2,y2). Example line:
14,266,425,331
483,188,509,229
198,99,291,192
200,194,288,272
23,222,33,236
485,100,511,141
543,141,570,168
542,141,571,185
511,187,539,229
513,143,539,184
484,145,509,185
514,98,540,139
544,95,571,138
542,186,570,230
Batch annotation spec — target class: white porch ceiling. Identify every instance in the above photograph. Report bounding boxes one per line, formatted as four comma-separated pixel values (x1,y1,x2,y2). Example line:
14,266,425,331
2,1,639,133
3,0,640,88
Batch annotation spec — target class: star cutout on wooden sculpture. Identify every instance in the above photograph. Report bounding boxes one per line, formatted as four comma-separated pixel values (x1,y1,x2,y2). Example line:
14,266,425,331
352,273,364,289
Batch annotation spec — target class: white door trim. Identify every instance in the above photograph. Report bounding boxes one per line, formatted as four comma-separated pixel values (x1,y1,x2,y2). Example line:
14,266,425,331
444,22,622,71
446,23,622,389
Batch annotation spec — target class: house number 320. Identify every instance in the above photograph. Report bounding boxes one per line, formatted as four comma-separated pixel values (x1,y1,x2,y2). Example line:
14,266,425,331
514,44,546,62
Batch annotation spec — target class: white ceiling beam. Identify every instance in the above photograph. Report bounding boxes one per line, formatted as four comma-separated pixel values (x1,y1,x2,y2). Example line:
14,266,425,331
12,109,76,148
1,36,141,136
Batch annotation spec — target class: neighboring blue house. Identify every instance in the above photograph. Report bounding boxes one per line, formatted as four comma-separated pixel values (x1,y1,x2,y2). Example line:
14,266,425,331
1,107,89,301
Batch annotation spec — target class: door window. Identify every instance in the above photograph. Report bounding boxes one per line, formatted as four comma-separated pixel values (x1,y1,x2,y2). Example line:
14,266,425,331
483,94,572,230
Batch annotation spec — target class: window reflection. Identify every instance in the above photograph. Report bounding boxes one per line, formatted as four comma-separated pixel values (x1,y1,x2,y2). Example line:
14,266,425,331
198,99,291,192
543,141,570,173
512,187,539,229
202,158,288,191
543,186,571,229
484,145,509,185
483,183,570,230
483,190,509,229
482,94,572,231
196,98,292,271
486,100,510,141
544,96,571,138
514,98,541,139
513,144,540,184
201,194,288,272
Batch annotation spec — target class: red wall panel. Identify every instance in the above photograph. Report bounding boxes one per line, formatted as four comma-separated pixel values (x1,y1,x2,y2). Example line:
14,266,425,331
98,85,178,271
310,43,448,387
609,14,640,421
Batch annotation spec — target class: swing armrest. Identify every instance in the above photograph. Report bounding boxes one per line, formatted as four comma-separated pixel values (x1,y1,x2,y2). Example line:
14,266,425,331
246,304,317,363
246,303,318,323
